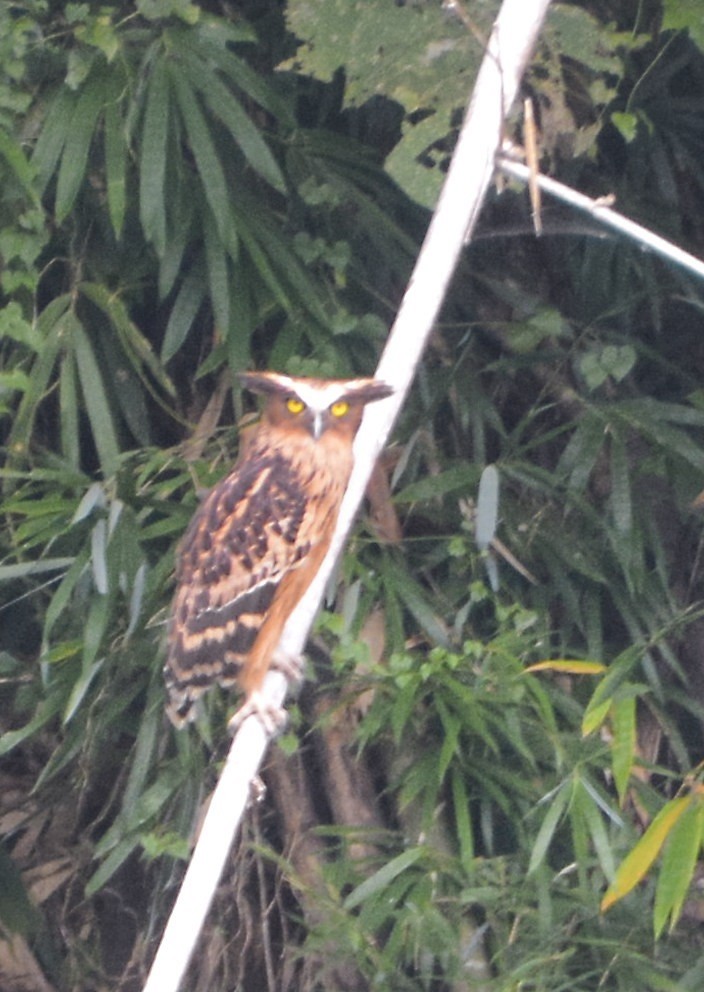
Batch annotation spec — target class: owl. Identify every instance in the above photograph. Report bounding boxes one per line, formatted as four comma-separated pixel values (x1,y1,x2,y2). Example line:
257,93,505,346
165,371,393,729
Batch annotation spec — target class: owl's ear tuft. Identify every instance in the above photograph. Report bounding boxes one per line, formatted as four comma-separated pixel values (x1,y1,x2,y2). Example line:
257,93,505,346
343,379,393,405
238,371,295,397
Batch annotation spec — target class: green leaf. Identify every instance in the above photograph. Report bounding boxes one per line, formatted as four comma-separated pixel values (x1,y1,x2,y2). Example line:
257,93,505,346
161,260,206,362
662,0,704,54
73,316,121,477
393,463,480,504
284,0,495,207
574,776,615,882
343,847,425,910
203,208,231,336
43,550,90,647
137,0,200,24
0,696,64,757
609,432,631,534
611,694,636,805
381,556,449,648
0,844,39,935
78,282,176,398
85,835,141,897
450,767,474,873
7,296,71,456
104,97,126,237
557,412,606,491
82,592,111,667
528,781,570,874
177,47,285,191
654,797,704,937
59,348,80,468
32,88,78,192
611,111,639,143
0,302,43,351
0,129,40,205
64,656,105,724
169,66,232,250
195,29,294,126
139,55,171,254
0,558,74,582
55,70,110,221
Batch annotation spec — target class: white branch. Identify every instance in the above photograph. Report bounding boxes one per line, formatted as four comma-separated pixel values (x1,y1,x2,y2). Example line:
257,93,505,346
142,2,552,989
496,151,704,281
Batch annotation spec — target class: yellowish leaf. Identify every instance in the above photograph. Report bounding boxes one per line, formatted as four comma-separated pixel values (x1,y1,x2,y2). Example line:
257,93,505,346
601,795,691,912
525,659,607,675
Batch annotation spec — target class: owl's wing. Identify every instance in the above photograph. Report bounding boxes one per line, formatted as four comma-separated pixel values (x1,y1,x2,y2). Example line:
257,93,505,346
165,448,312,724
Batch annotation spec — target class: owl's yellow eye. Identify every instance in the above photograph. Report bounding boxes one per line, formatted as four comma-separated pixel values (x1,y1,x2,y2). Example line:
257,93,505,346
330,400,349,418
286,397,306,415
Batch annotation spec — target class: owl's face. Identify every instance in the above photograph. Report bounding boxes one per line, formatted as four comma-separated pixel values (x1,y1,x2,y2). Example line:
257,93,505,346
240,371,392,441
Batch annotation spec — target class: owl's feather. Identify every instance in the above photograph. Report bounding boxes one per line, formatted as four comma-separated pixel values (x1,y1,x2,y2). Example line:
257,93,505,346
165,372,391,726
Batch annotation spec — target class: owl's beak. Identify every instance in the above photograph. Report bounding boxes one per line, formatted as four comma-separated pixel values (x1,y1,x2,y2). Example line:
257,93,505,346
311,411,323,439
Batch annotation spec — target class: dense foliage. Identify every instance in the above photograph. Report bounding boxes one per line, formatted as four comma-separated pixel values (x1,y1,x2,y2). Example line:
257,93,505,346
2,1,704,989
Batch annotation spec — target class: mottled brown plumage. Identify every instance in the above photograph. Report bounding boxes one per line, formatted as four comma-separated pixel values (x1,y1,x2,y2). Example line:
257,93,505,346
165,371,392,727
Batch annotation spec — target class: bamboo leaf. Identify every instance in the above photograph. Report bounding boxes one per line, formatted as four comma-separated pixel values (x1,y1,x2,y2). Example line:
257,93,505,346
78,282,176,397
139,55,170,254
59,349,80,469
0,558,75,582
8,297,71,456
31,88,77,192
609,431,631,534
0,696,64,757
82,592,110,668
169,67,232,249
557,413,606,492
157,190,195,299
43,550,90,647
343,847,425,910
73,316,121,477
528,781,570,874
382,556,449,647
203,207,231,336
234,199,328,323
611,694,636,805
64,656,105,724
55,71,110,221
574,776,615,881
90,518,108,595
450,767,475,873
601,795,691,912
181,53,285,191
526,659,606,675
654,797,704,937
161,261,206,362
104,98,127,237
476,464,499,550
195,28,295,127
85,836,140,897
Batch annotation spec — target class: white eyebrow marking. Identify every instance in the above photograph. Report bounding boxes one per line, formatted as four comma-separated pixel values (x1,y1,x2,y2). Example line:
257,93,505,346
282,381,349,412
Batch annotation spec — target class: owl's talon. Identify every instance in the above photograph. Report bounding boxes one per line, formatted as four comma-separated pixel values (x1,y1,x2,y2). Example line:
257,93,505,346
271,648,305,685
228,690,288,737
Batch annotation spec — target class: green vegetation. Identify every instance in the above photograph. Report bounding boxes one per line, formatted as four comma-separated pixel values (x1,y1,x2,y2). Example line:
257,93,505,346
2,1,704,988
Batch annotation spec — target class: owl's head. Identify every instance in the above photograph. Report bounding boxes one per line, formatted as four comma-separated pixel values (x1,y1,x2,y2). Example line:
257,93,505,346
239,371,393,440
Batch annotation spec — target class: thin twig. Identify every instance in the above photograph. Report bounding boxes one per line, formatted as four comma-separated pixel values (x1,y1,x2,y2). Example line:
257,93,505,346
141,2,552,989
496,149,704,281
